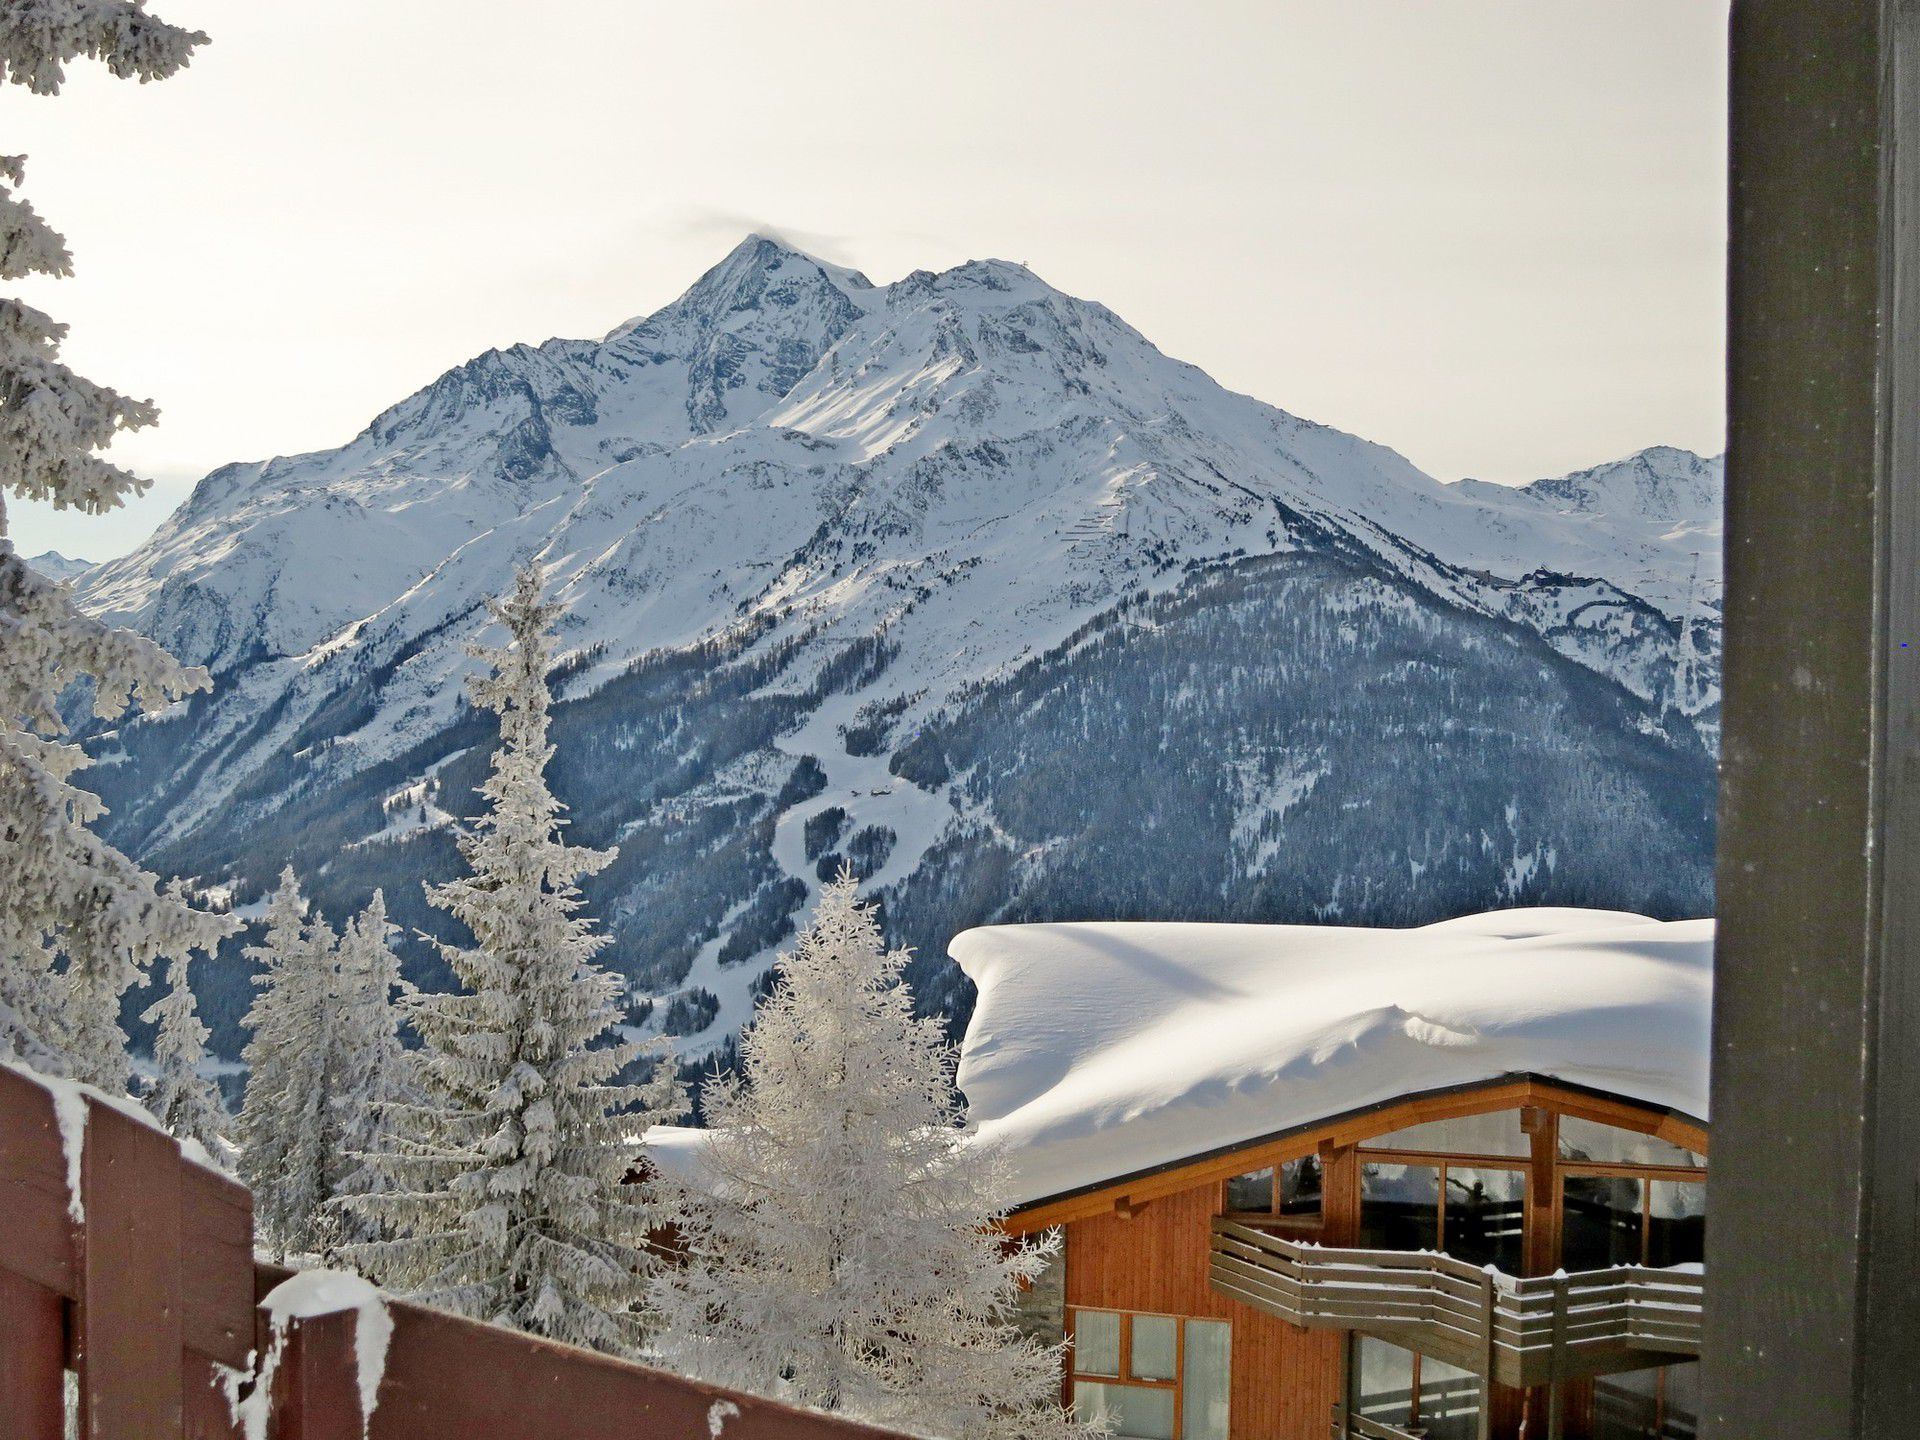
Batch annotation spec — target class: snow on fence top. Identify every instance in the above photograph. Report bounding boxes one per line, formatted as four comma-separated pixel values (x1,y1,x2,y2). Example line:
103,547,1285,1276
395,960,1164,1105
948,907,1713,1208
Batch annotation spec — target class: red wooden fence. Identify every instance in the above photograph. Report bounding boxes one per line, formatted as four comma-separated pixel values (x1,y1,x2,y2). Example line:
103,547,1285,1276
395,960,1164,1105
0,1063,908,1440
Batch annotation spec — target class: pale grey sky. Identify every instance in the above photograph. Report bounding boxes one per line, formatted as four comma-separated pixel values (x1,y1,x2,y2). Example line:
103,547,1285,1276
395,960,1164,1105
9,0,1729,560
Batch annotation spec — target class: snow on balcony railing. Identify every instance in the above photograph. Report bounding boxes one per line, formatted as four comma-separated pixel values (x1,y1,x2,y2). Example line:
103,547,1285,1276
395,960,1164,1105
1209,1217,1702,1390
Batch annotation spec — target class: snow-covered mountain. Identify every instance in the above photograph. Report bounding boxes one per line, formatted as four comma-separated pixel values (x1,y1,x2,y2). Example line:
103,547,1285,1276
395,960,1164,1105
78,237,1721,1060
28,550,94,582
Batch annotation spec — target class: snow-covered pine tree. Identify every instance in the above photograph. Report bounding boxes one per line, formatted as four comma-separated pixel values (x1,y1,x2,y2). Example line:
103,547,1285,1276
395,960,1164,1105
655,871,1090,1440
325,889,413,1248
237,867,340,1258
351,563,685,1353
0,2,231,1091
141,949,229,1162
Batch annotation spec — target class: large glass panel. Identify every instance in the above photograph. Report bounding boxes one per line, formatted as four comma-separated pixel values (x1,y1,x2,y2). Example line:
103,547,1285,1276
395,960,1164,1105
1366,1109,1529,1157
1073,1381,1175,1440
1014,1227,1066,1347
1647,1180,1707,1268
1224,1165,1273,1213
1072,1309,1120,1377
1361,1162,1441,1251
1181,1319,1231,1440
1280,1154,1322,1216
1131,1314,1178,1382
1594,1369,1661,1438
1563,1175,1645,1270
1662,1361,1702,1438
1418,1354,1483,1440
1444,1166,1525,1271
1558,1116,1704,1169
1356,1336,1416,1431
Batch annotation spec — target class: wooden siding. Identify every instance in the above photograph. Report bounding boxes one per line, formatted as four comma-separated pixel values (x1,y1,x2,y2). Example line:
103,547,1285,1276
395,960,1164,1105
1049,1083,1708,1440
1066,1179,1342,1440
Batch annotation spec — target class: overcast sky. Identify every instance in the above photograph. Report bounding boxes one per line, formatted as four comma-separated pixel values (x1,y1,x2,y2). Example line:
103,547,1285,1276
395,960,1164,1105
8,0,1728,560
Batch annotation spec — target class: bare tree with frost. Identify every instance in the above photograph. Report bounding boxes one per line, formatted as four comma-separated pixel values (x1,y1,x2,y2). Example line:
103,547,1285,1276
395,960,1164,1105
0,1,232,1089
352,564,685,1354
656,871,1091,1440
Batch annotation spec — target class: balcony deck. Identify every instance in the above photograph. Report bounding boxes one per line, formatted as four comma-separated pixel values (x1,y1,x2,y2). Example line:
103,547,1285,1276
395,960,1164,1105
1208,1218,1702,1390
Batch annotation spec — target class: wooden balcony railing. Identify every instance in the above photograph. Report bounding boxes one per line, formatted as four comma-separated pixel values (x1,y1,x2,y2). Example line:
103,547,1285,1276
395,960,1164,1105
0,1062,912,1440
1210,1217,1702,1389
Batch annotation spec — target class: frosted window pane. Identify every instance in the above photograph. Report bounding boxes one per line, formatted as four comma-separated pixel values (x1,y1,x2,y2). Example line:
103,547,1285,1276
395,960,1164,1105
1225,1166,1273,1212
1073,1382,1175,1440
1558,1115,1703,1168
1182,1319,1231,1440
1073,1310,1120,1377
1366,1109,1529,1157
1131,1314,1177,1382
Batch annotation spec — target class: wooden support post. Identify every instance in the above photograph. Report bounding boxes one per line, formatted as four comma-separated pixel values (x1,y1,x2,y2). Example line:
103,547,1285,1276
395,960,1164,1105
75,1098,183,1440
1548,1276,1567,1440
1710,0,1920,1434
274,1308,368,1440
1477,1270,1496,1440
1335,1329,1356,1440
1320,1142,1360,1247
0,1268,67,1440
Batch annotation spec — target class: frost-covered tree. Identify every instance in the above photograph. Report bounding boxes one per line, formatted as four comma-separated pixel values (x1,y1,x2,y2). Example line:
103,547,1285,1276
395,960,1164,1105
237,868,341,1257
325,889,413,1247
141,949,228,1162
352,564,686,1353
0,2,229,1092
656,872,1088,1440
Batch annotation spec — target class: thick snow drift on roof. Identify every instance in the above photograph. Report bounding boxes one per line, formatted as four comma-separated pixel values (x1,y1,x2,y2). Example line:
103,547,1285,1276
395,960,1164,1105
949,909,1712,1208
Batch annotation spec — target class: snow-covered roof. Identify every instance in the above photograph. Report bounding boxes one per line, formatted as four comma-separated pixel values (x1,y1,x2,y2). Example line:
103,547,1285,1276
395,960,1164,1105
949,909,1713,1209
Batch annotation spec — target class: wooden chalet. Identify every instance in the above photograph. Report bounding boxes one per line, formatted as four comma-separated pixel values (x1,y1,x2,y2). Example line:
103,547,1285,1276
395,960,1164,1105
950,910,1713,1440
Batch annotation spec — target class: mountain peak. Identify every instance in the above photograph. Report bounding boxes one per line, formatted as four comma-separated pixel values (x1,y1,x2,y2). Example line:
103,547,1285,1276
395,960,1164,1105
26,550,93,582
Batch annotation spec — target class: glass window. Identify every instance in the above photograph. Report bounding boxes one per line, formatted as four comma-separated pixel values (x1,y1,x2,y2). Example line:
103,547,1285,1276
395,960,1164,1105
1280,1154,1322,1215
1067,1313,1228,1440
1068,1310,1232,1440
1366,1109,1529,1157
1559,1116,1704,1169
1224,1165,1273,1212
1356,1338,1481,1440
1417,1354,1483,1440
1361,1162,1441,1251
1356,1336,1417,1431
1182,1320,1231,1440
1130,1314,1177,1382
1444,1166,1526,1272
1563,1175,1645,1271
1073,1309,1120,1377
1073,1380,1175,1440
1594,1362,1699,1438
1224,1155,1322,1219
1647,1179,1707,1268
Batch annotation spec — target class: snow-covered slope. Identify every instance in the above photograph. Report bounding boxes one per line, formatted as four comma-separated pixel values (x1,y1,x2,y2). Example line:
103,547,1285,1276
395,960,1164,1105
76,237,1722,1062
952,910,1713,1207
